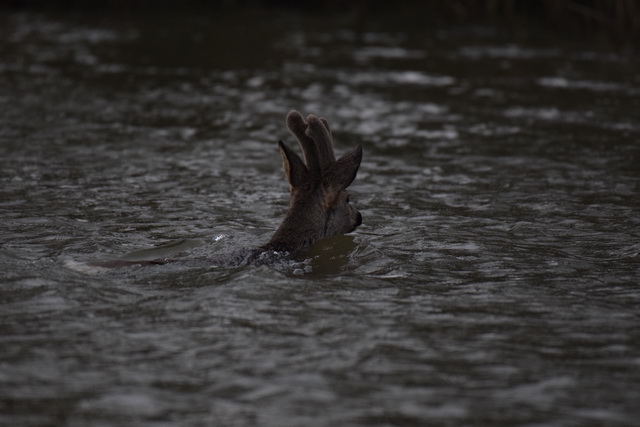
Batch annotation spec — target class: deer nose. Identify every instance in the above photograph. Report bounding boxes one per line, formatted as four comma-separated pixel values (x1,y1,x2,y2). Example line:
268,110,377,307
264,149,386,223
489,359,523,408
355,211,362,227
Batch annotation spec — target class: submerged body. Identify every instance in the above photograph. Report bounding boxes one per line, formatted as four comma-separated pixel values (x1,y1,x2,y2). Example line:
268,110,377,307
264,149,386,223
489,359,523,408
93,248,286,269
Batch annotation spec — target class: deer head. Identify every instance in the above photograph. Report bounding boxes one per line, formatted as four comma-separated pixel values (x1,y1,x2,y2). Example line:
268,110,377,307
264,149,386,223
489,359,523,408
262,110,363,253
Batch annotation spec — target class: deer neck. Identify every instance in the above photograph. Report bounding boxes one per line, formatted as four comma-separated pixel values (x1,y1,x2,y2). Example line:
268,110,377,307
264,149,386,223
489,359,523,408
261,192,325,253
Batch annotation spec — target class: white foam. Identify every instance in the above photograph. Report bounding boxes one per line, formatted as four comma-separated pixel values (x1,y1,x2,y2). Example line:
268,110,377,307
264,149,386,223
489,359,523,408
63,259,108,275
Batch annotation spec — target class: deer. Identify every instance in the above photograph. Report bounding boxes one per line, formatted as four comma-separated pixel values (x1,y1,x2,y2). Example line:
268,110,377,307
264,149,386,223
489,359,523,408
261,110,363,253
88,110,363,269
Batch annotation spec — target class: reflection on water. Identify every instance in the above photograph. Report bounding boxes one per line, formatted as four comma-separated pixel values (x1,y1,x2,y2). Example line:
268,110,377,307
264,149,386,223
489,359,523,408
1,10,639,426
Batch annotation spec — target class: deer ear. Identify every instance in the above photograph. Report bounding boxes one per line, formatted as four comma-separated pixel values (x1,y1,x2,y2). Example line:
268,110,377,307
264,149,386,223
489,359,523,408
323,144,362,191
278,140,308,189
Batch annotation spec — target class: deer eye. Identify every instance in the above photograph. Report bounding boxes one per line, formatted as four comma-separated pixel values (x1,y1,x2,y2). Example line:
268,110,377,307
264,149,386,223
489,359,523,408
346,195,350,203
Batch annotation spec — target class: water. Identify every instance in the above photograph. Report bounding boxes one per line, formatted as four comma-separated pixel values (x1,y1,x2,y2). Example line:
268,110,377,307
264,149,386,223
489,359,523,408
1,10,639,426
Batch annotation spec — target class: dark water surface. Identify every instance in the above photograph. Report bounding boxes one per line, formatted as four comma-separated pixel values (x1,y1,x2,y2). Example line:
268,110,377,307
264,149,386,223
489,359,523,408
1,10,639,426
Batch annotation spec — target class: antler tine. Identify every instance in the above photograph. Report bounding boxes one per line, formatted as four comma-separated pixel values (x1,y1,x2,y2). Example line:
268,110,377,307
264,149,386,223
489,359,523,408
305,114,336,171
319,117,331,134
286,110,321,174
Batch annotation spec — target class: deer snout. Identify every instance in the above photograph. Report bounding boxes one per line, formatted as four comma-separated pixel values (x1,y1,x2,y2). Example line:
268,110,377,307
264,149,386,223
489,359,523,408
348,209,362,233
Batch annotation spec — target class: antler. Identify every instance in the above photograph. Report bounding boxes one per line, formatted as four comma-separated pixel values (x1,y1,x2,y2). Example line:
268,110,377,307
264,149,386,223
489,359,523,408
285,110,336,174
